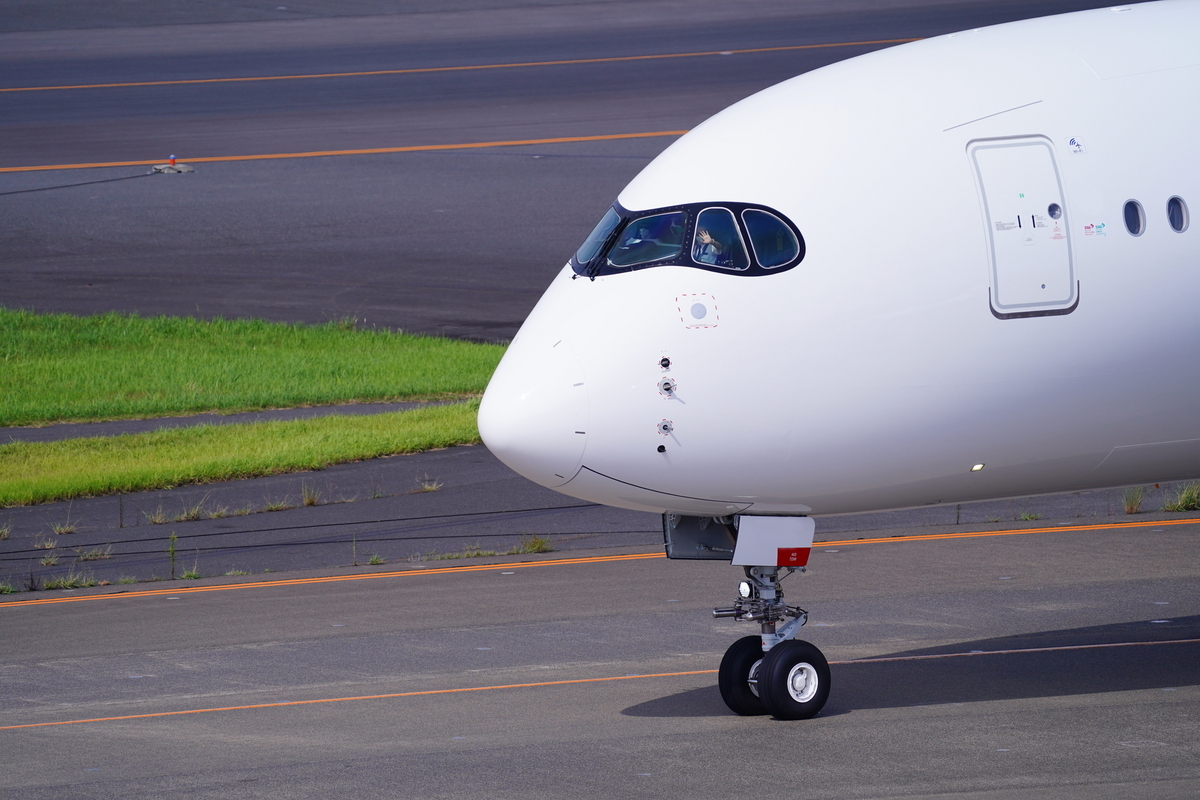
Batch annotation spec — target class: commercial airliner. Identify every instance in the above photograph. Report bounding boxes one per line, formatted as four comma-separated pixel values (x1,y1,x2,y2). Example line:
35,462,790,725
478,0,1200,719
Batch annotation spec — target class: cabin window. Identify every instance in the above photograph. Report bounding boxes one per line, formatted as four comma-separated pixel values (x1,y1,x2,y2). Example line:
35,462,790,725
607,211,686,267
1124,200,1145,236
1168,196,1189,233
693,208,750,270
743,209,802,268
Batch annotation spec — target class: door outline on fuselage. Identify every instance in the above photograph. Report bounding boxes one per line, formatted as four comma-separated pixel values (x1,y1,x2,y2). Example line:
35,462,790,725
969,136,1079,319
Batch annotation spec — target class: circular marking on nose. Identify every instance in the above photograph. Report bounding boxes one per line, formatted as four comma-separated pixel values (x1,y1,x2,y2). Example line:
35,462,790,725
691,303,707,320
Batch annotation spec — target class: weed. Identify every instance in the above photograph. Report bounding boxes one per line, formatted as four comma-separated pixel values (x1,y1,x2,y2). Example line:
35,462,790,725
181,551,201,579
1017,512,1042,521
302,482,321,507
0,581,15,594
44,570,97,590
174,495,210,522
0,522,10,540
412,475,443,493
207,505,230,519
168,532,177,579
987,516,1001,523
145,505,170,524
224,569,250,576
1164,482,1200,512
433,545,496,560
40,552,59,566
76,545,113,561
1123,485,1146,514
231,505,254,516
34,538,57,550
368,554,385,565
118,576,137,585
264,495,296,512
507,534,553,555
51,520,77,535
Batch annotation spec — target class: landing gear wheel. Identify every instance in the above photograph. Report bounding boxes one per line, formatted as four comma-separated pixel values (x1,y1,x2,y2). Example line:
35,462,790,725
718,636,766,715
758,639,830,720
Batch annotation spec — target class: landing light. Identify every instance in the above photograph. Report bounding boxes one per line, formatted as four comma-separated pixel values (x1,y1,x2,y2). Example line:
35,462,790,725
738,581,754,599
970,464,986,472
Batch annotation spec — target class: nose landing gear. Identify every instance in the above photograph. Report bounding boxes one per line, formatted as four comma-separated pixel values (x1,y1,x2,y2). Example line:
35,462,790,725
713,566,830,719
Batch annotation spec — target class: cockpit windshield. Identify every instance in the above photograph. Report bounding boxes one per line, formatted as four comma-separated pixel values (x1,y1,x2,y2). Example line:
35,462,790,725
608,211,686,267
574,208,622,265
571,201,804,278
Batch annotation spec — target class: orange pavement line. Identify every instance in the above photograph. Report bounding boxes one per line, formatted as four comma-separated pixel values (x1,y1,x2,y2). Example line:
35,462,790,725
5,637,1194,731
0,670,719,730
0,131,687,173
5,517,1198,609
820,515,1200,549
0,551,665,608
0,39,919,94
845,637,1200,664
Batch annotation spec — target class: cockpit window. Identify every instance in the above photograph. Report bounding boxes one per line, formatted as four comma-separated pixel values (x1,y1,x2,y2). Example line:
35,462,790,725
575,208,622,264
693,207,750,270
742,209,801,268
571,201,804,278
608,211,686,267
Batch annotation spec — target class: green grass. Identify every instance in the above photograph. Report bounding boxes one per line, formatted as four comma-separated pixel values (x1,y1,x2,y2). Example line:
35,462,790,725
0,402,482,506
1164,483,1200,512
1123,485,1145,514
0,309,505,426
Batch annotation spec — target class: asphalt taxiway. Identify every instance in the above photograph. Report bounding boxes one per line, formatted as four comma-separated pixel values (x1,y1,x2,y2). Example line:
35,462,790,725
4,519,1199,798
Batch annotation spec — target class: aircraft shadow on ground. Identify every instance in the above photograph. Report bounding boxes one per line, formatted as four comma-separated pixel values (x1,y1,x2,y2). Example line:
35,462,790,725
622,617,1200,718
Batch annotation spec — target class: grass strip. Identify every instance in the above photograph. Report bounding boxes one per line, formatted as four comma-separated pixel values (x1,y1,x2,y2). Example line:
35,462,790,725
0,309,505,426
0,403,481,507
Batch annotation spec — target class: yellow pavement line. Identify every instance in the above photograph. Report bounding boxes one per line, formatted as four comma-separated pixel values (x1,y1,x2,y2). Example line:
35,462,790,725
0,39,918,94
0,130,687,173
4,637,1194,731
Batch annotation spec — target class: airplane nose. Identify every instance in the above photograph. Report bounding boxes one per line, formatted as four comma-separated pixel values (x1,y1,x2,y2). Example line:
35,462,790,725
478,335,588,488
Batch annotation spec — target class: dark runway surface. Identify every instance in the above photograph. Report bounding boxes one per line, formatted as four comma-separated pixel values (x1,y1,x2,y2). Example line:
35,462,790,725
0,0,1120,340
3,1,1198,797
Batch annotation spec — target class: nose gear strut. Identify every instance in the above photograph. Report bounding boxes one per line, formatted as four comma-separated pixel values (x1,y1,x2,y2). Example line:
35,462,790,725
714,565,830,719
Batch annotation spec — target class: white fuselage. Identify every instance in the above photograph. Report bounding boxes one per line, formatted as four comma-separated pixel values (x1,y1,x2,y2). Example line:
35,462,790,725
479,0,1200,518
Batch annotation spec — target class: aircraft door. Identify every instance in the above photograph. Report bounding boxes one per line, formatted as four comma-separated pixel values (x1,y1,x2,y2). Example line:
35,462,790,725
969,137,1077,318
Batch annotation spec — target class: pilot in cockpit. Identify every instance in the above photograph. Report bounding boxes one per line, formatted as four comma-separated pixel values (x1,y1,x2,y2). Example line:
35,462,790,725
693,227,724,264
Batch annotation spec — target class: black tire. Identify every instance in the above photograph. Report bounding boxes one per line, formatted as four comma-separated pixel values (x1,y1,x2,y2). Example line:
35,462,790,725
718,636,767,715
758,639,830,720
